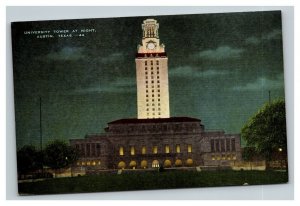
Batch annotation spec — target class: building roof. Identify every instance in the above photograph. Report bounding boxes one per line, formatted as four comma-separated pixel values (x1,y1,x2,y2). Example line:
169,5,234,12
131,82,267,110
108,117,201,124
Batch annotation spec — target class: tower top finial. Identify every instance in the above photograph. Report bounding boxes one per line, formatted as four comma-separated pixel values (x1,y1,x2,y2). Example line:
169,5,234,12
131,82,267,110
142,19,159,38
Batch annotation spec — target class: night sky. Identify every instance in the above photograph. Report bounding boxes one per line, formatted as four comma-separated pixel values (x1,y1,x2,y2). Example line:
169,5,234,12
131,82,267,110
12,11,285,148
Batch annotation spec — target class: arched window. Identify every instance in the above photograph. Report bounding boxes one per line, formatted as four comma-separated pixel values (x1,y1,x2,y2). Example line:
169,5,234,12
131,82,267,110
164,159,172,168
175,159,182,167
129,161,137,169
186,159,193,167
152,160,160,168
141,160,147,169
118,161,126,169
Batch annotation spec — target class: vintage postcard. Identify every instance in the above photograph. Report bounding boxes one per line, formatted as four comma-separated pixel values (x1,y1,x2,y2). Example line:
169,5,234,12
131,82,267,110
12,11,288,195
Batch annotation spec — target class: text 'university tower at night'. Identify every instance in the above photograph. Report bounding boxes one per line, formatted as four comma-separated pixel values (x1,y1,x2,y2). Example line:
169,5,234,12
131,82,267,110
69,18,242,173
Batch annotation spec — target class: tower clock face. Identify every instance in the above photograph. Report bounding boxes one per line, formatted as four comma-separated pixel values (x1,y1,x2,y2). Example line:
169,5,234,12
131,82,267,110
147,43,155,50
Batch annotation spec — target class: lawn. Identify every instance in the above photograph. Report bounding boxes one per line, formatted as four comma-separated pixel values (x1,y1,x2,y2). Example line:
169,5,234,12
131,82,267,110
18,170,288,195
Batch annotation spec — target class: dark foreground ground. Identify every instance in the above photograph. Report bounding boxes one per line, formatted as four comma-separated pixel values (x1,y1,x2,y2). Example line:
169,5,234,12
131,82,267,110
18,170,288,195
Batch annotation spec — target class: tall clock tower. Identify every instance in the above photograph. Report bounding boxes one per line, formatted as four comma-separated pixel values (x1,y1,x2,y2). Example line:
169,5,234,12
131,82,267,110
135,19,170,119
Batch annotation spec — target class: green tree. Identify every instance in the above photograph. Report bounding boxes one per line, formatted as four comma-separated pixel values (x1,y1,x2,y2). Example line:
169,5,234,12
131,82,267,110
241,99,287,163
17,145,42,176
44,140,79,171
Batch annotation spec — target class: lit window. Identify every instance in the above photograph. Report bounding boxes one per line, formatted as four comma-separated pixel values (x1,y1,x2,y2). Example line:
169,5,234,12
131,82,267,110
130,146,135,155
217,155,221,160
87,161,91,166
92,161,96,166
176,144,181,153
119,146,124,156
142,146,147,154
222,154,226,160
232,154,237,160
188,145,192,153
212,155,215,160
165,145,170,153
153,146,158,154
152,160,159,168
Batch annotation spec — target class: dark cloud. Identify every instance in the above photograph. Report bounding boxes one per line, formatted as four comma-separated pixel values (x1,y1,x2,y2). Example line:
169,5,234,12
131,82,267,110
193,46,244,60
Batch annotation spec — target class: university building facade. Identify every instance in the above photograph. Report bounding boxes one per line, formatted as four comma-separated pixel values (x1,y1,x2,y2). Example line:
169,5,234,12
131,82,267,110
70,19,241,172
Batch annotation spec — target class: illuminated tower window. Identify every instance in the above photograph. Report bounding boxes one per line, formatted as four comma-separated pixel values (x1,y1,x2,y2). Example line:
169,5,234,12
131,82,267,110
165,145,170,153
142,146,147,154
176,144,181,153
130,146,135,155
153,146,158,154
119,146,124,156
188,145,192,153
